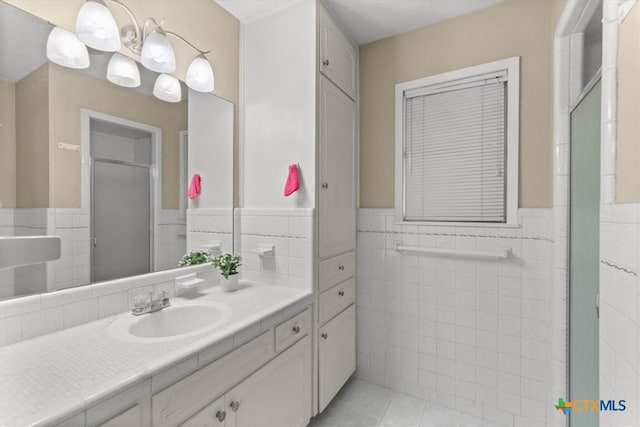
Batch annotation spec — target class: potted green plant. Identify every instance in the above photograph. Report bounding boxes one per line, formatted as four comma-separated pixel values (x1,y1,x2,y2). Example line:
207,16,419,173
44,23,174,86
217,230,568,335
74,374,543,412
212,253,242,291
178,250,212,267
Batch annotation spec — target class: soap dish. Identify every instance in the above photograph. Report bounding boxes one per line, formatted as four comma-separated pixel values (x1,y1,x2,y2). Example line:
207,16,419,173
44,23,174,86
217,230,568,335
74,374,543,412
175,273,205,290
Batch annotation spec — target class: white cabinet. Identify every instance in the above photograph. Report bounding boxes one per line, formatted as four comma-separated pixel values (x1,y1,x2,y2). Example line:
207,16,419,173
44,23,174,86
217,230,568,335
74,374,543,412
151,310,311,427
318,75,357,259
180,396,226,427
226,336,311,427
319,5,357,100
318,304,356,412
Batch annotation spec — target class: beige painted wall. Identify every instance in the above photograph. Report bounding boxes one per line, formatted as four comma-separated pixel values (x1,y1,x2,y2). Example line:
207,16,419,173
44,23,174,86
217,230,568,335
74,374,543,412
0,80,17,208
616,3,640,203
16,64,49,208
5,0,240,206
48,64,187,208
359,0,553,208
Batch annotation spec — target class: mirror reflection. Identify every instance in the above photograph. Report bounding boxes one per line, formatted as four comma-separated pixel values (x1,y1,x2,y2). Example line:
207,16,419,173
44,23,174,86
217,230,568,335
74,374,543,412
0,3,233,300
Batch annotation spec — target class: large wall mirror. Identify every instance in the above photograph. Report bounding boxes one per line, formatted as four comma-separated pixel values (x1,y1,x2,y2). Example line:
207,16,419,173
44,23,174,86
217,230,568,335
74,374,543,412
0,2,234,301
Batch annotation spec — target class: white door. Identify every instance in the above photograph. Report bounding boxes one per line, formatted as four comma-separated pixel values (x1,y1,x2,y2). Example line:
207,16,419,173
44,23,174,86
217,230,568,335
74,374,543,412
318,304,356,412
226,337,311,427
319,76,356,259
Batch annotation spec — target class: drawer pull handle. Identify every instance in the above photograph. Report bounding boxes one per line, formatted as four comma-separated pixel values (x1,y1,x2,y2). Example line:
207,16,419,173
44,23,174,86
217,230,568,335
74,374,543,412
292,325,301,334
322,182,329,189
216,410,226,422
321,332,328,340
338,265,345,271
323,59,330,66
338,290,345,296
230,401,240,412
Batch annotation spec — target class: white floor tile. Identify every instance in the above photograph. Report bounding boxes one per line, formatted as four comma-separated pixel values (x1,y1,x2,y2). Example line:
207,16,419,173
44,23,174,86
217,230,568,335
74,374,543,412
309,378,505,427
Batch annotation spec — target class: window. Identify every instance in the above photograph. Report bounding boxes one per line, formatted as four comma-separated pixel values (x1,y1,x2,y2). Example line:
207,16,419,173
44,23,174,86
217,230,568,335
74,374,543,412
394,57,519,225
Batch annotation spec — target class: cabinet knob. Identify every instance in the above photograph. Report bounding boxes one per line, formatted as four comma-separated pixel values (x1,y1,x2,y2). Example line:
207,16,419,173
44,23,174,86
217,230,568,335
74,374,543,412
216,410,226,422
230,400,240,412
292,325,301,334
321,332,328,340
321,183,329,189
338,290,345,297
323,59,330,66
338,264,345,271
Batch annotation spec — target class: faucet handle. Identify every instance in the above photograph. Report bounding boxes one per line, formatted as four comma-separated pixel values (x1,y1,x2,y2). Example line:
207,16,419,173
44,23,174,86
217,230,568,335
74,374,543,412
133,294,146,308
158,289,168,299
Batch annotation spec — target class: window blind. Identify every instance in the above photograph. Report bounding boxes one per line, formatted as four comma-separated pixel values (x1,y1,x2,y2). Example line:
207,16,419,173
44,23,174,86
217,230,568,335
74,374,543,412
403,75,507,222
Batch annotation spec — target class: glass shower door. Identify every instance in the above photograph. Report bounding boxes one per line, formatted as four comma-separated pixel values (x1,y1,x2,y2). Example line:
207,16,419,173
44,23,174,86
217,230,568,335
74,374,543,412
569,79,601,427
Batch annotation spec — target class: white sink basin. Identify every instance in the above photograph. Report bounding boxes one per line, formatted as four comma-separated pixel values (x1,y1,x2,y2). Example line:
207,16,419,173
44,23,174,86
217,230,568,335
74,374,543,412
108,301,232,343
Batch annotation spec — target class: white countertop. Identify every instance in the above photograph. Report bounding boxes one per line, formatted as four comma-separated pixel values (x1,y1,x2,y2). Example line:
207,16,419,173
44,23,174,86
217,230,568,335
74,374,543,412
0,283,313,427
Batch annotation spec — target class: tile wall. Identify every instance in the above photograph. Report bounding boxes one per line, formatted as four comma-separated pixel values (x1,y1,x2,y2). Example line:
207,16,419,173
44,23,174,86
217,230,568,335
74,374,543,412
599,203,639,427
235,208,314,292
0,264,214,347
355,208,554,426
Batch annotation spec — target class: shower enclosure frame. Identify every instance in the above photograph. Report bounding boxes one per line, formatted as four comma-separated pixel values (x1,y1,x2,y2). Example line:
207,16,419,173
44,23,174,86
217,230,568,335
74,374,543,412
80,109,163,280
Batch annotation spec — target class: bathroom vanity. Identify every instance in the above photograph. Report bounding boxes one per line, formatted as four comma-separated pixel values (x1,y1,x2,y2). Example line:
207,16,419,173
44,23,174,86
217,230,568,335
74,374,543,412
0,283,313,426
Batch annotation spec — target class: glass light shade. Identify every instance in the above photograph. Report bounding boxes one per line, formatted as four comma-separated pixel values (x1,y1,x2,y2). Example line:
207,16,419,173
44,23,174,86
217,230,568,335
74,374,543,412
107,53,140,87
186,56,215,92
153,74,181,103
141,31,176,73
46,27,90,69
75,1,121,52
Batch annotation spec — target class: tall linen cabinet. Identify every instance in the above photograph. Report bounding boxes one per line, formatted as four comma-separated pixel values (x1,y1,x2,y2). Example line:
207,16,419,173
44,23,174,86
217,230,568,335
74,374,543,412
315,2,358,414
240,0,358,416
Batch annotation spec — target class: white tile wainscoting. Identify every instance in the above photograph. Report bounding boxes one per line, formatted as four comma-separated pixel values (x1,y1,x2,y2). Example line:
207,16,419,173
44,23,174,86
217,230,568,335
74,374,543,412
599,202,639,427
0,264,214,347
0,208,186,298
355,208,553,426
235,208,314,292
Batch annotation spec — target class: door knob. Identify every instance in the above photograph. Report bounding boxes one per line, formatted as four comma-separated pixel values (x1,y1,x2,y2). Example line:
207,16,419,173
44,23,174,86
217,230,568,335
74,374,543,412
338,264,345,271
323,59,330,66
216,410,226,422
321,183,329,189
338,290,344,296
321,333,328,340
230,400,240,412
292,325,301,334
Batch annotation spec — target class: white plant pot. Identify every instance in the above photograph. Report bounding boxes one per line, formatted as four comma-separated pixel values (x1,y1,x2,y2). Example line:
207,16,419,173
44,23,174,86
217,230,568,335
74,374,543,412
220,274,240,292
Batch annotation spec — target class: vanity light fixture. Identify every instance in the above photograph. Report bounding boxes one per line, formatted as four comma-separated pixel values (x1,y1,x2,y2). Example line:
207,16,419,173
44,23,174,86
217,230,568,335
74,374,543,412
50,0,216,99
75,0,121,52
46,27,90,69
107,52,140,87
153,73,182,103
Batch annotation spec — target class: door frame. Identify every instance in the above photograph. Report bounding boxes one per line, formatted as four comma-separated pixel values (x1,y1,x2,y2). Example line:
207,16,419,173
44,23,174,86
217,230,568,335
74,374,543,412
80,109,163,276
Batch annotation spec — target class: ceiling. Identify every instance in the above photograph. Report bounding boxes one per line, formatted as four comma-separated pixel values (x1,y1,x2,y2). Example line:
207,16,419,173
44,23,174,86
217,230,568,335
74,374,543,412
215,0,504,45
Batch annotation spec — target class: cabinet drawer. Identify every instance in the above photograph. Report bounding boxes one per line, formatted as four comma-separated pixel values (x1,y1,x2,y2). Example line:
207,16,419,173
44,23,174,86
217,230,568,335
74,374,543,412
319,251,355,292
319,278,355,325
152,330,274,426
275,308,311,353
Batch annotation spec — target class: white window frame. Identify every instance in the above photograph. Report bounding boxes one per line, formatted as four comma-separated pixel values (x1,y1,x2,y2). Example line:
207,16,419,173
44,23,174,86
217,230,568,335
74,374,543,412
394,57,520,226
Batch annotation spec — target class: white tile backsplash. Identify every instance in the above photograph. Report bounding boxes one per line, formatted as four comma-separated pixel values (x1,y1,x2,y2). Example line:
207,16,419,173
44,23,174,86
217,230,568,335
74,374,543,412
235,208,314,291
355,208,553,425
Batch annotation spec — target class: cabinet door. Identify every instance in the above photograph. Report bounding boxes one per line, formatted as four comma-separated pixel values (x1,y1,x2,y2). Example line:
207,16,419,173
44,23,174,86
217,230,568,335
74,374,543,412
179,396,226,427
319,76,356,259
319,6,357,99
226,336,311,427
318,304,356,412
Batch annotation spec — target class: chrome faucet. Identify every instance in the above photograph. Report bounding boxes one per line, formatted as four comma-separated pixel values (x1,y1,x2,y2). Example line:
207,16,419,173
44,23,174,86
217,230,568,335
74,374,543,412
132,289,170,316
